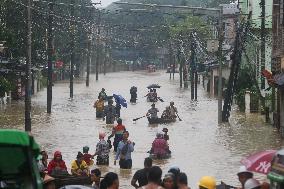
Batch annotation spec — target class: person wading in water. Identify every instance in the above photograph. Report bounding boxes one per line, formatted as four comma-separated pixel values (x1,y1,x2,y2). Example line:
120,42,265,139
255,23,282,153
94,96,104,118
115,131,135,169
93,132,110,165
103,99,116,124
131,157,153,188
98,88,107,101
108,118,126,152
130,86,137,103
150,132,170,159
138,166,164,189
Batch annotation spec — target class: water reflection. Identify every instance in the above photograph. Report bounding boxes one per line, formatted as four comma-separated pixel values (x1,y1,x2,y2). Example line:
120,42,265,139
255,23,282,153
0,71,283,188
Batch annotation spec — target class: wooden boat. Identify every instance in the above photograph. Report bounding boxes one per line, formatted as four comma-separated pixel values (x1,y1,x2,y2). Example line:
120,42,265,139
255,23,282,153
149,153,171,160
51,173,92,188
147,117,176,124
147,97,158,102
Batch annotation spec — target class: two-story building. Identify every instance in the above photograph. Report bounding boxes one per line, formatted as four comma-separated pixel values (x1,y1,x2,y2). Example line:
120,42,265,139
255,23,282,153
239,0,273,106
204,4,238,96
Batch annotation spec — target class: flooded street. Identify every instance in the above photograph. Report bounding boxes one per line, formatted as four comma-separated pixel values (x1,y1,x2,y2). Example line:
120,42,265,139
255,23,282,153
1,70,283,188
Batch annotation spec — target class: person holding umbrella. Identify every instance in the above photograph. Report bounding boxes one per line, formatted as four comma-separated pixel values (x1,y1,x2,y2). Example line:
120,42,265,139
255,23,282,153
103,99,117,124
113,94,127,118
145,89,155,102
115,98,122,118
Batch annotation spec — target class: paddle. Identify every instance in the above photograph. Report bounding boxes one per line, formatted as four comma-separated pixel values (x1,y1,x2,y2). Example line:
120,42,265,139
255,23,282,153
133,116,146,122
157,97,164,102
176,113,182,121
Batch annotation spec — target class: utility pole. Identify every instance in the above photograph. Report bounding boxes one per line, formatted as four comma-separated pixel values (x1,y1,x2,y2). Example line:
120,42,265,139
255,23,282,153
96,10,101,81
194,57,198,100
218,8,224,124
169,43,173,79
178,49,182,88
191,37,195,100
86,5,92,87
260,0,265,89
25,0,32,132
47,0,54,113
86,34,91,87
104,46,107,75
70,0,75,98
104,28,109,75
173,54,175,79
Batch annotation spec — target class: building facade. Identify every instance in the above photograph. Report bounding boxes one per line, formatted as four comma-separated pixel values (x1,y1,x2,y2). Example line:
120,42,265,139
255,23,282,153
272,0,284,135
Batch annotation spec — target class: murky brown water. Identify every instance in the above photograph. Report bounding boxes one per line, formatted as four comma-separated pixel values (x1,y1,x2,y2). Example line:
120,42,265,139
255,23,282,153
1,71,283,188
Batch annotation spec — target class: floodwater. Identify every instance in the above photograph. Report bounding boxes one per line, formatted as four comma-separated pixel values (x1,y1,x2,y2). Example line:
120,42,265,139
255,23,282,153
1,70,283,188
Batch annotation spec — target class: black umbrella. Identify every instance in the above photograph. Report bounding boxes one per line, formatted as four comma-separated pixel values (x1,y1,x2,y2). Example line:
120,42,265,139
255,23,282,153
147,84,161,89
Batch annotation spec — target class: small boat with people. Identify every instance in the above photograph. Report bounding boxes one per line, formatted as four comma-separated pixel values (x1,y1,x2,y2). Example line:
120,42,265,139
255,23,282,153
147,117,176,124
145,102,179,124
148,131,171,160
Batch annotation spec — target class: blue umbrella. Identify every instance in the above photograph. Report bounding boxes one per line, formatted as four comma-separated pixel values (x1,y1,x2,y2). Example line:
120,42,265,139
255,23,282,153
113,94,127,108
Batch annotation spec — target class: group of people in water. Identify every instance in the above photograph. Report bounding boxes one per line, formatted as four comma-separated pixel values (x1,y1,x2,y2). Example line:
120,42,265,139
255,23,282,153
93,87,178,122
92,86,178,161
39,151,268,189
37,87,269,189
93,87,138,124
93,88,118,124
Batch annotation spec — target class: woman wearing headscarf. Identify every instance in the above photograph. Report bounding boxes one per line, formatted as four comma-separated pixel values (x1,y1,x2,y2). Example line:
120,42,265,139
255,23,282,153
151,132,169,159
94,132,111,165
47,151,67,175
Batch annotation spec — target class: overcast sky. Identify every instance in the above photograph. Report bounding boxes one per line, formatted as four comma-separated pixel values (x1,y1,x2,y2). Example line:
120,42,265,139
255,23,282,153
95,0,119,7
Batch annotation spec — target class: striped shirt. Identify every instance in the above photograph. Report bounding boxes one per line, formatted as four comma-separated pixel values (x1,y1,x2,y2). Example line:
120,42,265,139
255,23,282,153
95,140,110,157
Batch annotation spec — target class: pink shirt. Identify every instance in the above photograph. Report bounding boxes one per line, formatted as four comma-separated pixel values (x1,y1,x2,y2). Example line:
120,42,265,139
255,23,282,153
152,138,167,155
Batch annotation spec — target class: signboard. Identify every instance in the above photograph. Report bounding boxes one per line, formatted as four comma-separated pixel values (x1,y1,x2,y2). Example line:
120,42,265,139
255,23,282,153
220,4,239,15
55,60,64,68
207,40,219,52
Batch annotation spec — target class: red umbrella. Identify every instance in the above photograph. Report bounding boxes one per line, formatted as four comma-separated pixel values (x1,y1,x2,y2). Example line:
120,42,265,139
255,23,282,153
241,150,277,174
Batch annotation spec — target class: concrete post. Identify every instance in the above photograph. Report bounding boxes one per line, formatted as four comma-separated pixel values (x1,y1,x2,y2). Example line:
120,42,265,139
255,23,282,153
34,79,38,94
245,90,251,114
7,91,11,103
210,70,214,96
280,90,284,136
